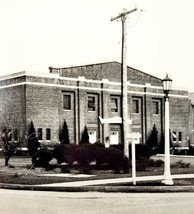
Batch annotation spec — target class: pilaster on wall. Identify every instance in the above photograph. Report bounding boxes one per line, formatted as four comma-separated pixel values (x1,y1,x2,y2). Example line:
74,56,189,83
77,76,87,143
127,82,132,138
101,79,110,144
144,83,163,145
144,84,153,143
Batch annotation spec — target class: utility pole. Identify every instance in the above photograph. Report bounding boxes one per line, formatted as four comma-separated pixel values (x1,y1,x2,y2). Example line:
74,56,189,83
111,8,137,163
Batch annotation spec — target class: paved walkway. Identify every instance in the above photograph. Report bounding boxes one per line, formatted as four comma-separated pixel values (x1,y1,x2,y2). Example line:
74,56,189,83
1,174,194,193
38,174,194,187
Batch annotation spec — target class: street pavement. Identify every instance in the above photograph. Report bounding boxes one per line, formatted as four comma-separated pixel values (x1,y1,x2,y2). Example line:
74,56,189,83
1,189,194,214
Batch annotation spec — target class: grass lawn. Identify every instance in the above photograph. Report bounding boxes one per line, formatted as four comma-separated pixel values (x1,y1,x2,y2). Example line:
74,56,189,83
1,156,194,186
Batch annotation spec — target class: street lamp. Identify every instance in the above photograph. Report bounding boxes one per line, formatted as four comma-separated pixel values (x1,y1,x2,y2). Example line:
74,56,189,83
162,74,174,185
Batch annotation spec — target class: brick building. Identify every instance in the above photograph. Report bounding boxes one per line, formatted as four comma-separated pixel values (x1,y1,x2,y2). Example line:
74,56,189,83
0,61,192,148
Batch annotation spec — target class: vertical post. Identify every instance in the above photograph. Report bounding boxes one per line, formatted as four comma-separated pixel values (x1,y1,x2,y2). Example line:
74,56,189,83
111,7,137,172
131,140,136,185
162,96,173,185
121,9,129,159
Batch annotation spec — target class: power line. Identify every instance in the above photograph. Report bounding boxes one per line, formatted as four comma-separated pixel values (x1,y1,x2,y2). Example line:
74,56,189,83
129,9,145,28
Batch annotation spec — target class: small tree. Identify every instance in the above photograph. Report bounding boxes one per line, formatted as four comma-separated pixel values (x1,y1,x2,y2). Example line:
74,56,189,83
147,124,158,149
27,121,40,156
0,101,23,166
1,128,20,166
159,132,165,154
80,126,90,144
59,120,70,144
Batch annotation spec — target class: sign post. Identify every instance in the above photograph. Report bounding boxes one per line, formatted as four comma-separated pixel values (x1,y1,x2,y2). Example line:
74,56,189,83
128,132,142,185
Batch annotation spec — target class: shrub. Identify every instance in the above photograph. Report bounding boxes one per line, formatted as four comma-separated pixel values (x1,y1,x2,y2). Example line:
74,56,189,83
32,148,53,169
171,160,190,168
80,126,89,144
59,120,70,144
129,143,151,160
27,121,40,156
147,124,158,150
111,143,151,160
12,173,20,178
188,147,194,156
148,159,164,167
52,144,76,165
136,156,150,171
53,143,125,174
110,144,123,151
73,144,94,165
93,146,124,173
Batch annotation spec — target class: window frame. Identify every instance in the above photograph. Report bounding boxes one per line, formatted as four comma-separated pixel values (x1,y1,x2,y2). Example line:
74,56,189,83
110,130,119,145
37,128,43,141
132,99,139,114
110,97,119,113
88,130,97,144
13,129,18,141
88,95,96,112
172,131,177,142
63,94,71,111
152,100,160,115
46,128,51,141
178,132,182,142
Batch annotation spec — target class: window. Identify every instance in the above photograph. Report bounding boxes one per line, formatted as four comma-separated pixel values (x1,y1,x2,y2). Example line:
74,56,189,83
13,129,18,141
111,98,118,112
178,132,182,142
153,101,159,115
63,94,71,110
7,129,12,142
88,130,96,144
110,131,119,145
133,100,139,114
88,96,96,111
172,131,177,141
37,128,43,141
46,128,51,141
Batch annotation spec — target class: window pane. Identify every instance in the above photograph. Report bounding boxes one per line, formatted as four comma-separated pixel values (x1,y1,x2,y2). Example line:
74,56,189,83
178,132,182,141
46,128,51,141
14,129,18,141
153,101,159,115
63,94,71,110
110,131,119,145
88,96,95,111
133,100,139,113
173,131,177,141
88,130,96,144
37,128,42,140
111,98,118,112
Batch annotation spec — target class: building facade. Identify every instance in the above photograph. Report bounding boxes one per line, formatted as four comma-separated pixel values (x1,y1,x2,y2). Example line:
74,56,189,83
0,62,192,147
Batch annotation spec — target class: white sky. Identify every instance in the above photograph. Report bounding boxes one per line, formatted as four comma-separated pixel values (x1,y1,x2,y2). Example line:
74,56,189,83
0,0,194,91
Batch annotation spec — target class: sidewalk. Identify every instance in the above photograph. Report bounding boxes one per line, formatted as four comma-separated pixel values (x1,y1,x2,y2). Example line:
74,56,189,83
1,174,194,193
38,174,164,187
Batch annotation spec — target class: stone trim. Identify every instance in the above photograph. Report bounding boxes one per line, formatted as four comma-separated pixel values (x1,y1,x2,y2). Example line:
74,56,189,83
0,80,188,99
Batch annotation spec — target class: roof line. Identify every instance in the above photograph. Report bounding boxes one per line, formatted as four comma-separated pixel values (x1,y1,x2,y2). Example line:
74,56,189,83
49,61,162,81
49,61,119,70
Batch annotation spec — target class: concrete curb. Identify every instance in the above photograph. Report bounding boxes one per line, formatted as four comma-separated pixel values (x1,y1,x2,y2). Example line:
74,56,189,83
2,172,194,193
1,183,194,193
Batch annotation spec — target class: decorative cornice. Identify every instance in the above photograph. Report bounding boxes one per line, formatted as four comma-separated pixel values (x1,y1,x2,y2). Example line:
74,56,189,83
0,81,188,98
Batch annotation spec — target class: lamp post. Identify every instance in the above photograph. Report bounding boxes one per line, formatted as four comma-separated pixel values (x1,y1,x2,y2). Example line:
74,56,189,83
162,74,174,185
